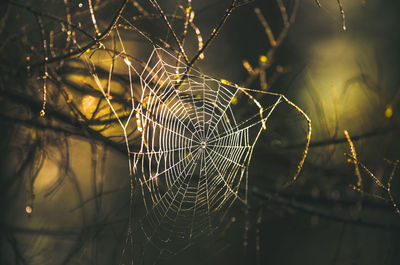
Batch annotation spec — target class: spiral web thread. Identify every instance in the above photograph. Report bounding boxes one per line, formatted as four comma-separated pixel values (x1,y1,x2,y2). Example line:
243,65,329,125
88,44,311,255
137,48,266,250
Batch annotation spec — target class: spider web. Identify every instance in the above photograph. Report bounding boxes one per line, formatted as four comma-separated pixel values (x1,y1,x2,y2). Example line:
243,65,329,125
87,41,311,256
136,48,262,252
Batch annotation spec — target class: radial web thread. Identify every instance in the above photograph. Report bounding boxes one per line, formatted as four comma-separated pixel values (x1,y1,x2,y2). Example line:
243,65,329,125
89,45,311,255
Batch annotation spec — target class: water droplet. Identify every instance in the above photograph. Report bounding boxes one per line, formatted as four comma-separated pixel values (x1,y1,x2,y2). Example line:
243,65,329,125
25,206,32,214
124,57,132,66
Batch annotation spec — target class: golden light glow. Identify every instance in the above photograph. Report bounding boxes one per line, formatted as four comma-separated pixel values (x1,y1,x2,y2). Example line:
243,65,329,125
81,95,97,116
259,55,268,63
220,79,231,85
231,96,237,104
385,104,393,118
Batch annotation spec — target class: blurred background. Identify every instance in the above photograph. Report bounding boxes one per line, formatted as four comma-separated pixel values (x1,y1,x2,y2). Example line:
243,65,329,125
1,0,400,264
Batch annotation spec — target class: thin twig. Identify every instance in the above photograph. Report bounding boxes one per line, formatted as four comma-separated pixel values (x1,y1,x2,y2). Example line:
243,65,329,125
148,0,189,64
24,0,129,67
251,188,400,231
337,0,346,31
188,0,238,67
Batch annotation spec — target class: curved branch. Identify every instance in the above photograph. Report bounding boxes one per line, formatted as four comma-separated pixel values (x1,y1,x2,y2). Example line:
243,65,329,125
17,0,129,68
251,187,400,231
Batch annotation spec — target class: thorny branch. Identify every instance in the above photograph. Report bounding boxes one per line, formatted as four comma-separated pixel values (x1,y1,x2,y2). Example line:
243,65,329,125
345,130,400,215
